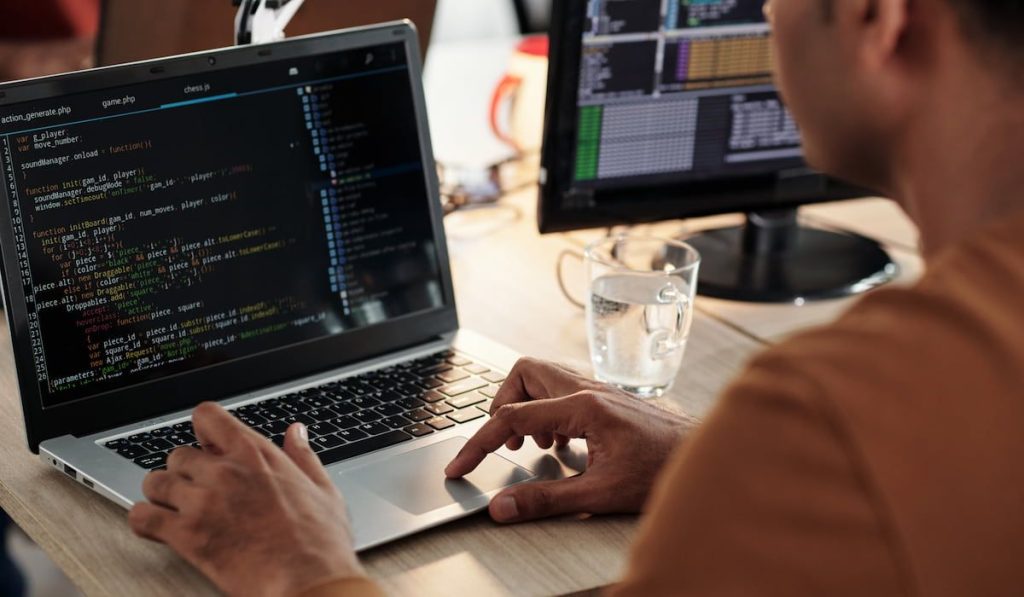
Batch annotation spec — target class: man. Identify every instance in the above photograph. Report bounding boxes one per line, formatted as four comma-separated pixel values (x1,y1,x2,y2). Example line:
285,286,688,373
128,0,1024,595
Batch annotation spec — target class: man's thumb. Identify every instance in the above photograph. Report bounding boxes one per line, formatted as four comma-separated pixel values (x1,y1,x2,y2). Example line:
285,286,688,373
283,423,332,487
489,476,593,523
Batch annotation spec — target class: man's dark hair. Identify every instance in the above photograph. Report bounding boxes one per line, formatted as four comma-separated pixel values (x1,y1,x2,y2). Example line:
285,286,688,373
945,0,1024,57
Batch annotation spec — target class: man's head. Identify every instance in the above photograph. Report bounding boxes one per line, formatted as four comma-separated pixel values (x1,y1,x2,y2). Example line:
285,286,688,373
766,0,1024,197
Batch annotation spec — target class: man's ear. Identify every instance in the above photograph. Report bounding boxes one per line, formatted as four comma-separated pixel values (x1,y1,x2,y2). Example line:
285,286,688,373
838,0,912,70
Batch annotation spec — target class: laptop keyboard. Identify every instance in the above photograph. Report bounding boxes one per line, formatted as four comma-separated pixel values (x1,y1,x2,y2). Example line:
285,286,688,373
101,350,505,471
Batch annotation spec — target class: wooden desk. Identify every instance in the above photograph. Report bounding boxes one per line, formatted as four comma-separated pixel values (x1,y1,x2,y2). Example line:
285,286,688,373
0,186,919,595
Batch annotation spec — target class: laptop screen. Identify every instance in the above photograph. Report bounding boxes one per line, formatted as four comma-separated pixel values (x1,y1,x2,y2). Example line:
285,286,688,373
0,40,446,408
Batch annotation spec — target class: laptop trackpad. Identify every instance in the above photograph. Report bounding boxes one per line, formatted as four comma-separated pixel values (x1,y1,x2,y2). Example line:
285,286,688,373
344,437,535,515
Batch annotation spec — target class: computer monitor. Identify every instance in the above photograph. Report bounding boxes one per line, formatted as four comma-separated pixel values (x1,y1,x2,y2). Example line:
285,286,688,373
539,0,898,303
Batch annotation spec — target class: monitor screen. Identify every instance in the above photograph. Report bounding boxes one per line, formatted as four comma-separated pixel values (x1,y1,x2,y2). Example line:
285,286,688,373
577,0,800,187
540,0,862,232
0,41,446,408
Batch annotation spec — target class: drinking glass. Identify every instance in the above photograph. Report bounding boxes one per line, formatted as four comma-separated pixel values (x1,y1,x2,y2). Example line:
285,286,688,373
584,235,701,398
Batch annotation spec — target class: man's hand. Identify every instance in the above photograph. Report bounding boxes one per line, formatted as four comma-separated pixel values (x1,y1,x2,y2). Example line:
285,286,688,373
128,402,364,597
445,358,696,524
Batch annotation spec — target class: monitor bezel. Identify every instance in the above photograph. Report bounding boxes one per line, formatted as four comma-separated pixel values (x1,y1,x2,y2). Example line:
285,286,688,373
538,0,866,234
0,22,458,452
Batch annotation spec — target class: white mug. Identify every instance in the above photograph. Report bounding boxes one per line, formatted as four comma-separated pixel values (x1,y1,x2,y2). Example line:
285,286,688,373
489,35,549,154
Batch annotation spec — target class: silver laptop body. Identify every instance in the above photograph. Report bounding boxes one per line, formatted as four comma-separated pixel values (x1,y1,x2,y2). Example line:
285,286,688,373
0,23,582,551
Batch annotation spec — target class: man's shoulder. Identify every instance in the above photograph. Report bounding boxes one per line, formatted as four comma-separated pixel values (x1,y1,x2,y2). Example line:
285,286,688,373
724,219,1024,596
768,213,1024,394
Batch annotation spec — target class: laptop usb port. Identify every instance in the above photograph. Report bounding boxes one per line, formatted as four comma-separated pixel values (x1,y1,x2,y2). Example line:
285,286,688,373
63,464,77,480
82,478,94,489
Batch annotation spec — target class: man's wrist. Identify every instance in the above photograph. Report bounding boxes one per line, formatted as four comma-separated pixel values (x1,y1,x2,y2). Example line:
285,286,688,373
290,571,381,597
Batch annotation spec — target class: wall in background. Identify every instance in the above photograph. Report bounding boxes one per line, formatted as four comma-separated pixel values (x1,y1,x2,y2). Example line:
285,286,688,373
431,0,519,43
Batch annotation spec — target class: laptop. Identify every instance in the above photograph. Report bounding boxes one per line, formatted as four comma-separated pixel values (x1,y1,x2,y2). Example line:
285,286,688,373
0,22,583,551
96,0,437,66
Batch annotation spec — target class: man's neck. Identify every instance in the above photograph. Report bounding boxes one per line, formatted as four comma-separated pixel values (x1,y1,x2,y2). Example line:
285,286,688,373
893,60,1024,259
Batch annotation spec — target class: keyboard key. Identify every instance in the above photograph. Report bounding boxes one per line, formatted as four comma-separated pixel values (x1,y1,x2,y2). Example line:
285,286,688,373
271,435,286,448
447,391,488,410
394,372,419,384
332,416,359,429
309,421,339,436
317,430,413,466
416,378,444,390
426,416,455,431
105,439,130,450
351,396,381,409
325,387,357,401
142,439,173,452
477,400,494,413
436,369,470,384
337,428,369,442
382,415,411,429
378,390,405,403
367,378,400,391
404,409,432,422
312,434,346,450
134,452,167,470
481,371,507,383
166,433,195,447
284,413,315,426
417,363,452,376
299,388,322,397
463,364,489,375
479,386,499,398
279,402,305,415
150,426,174,437
359,422,390,437
173,421,194,433
448,409,485,424
257,407,288,421
305,409,336,423
395,397,424,411
447,356,473,366
421,390,447,403
374,403,405,417
425,402,454,416
354,410,382,423
239,413,268,428
330,402,358,416
341,382,374,396
263,420,290,435
300,395,332,409
117,445,149,459
128,432,153,443
254,426,274,438
439,378,488,397
404,424,434,437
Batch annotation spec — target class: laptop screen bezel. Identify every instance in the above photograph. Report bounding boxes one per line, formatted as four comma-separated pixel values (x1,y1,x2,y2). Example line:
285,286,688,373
0,22,459,452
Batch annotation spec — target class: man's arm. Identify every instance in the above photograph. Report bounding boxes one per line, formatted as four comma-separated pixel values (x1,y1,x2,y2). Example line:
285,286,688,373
611,353,910,596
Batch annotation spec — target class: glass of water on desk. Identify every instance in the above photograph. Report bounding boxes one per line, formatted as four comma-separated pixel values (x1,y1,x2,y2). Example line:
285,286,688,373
585,235,701,398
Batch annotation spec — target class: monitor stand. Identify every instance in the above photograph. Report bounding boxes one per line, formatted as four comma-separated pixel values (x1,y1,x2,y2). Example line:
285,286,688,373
661,208,899,304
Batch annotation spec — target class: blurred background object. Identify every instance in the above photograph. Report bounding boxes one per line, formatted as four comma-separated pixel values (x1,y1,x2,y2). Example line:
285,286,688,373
513,0,552,33
0,0,99,81
98,0,437,65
